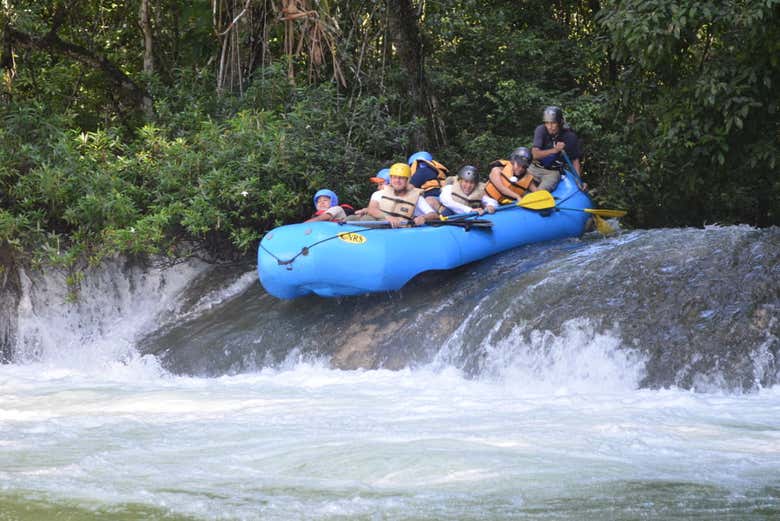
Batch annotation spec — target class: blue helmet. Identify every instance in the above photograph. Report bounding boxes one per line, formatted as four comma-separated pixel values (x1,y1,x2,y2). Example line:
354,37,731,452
313,189,338,208
370,168,391,184
407,151,433,165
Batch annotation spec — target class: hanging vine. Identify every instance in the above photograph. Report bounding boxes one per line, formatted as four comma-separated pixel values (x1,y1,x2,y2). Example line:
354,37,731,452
277,0,344,86
212,0,343,95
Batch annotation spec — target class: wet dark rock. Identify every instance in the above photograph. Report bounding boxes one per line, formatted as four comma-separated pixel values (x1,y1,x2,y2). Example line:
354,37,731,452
141,227,780,391
0,246,20,363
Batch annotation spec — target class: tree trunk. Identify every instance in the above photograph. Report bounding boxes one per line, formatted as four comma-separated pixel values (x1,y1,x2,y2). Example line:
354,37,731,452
138,0,155,118
1,27,14,100
139,0,154,75
586,0,617,84
385,0,446,149
1,2,15,97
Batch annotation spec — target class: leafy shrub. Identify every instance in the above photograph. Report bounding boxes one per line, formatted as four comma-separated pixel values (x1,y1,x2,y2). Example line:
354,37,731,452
0,66,419,265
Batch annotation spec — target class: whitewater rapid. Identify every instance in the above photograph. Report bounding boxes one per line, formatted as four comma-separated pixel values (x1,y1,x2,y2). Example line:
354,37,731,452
2,359,780,520
1,226,778,519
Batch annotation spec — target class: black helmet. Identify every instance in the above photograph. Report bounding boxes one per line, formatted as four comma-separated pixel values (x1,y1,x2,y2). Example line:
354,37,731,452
543,106,564,125
509,147,532,167
457,165,479,182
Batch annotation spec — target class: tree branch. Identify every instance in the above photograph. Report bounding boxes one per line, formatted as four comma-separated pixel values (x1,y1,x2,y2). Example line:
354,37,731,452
5,24,153,113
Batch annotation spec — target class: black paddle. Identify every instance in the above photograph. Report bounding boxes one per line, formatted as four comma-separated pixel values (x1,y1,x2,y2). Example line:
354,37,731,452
339,219,492,229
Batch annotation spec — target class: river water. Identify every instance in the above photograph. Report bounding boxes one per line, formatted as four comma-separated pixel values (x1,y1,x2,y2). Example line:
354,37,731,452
1,226,779,520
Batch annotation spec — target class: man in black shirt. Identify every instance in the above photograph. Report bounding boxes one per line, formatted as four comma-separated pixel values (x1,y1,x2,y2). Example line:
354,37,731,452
530,106,583,191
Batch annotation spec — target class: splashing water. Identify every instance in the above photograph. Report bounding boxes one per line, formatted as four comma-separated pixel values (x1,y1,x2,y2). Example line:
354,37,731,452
1,226,779,519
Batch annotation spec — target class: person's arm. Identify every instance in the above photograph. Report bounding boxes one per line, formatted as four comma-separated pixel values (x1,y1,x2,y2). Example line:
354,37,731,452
439,186,473,215
326,206,347,222
531,124,565,162
532,142,565,161
488,166,521,200
482,194,499,212
305,206,346,222
355,191,381,215
366,198,385,220
412,197,438,226
305,213,331,223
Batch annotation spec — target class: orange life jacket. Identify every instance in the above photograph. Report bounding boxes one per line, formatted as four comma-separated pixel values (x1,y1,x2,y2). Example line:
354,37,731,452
410,159,449,192
484,160,535,203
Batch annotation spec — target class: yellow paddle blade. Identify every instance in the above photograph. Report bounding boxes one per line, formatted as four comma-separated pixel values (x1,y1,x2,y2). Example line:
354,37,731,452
593,215,615,235
518,190,555,210
584,208,627,218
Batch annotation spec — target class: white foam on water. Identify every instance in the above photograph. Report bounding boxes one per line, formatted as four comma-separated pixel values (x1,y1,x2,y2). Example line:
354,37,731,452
182,270,257,318
437,316,646,395
13,257,210,375
2,360,779,520
482,318,647,394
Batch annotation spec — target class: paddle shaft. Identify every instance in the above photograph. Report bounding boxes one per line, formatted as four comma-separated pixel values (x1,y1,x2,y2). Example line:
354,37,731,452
443,204,514,223
556,207,627,218
338,219,492,228
443,190,556,222
560,150,587,190
558,151,626,219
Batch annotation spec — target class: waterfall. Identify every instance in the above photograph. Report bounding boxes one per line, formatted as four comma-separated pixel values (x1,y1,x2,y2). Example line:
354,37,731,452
2,226,778,391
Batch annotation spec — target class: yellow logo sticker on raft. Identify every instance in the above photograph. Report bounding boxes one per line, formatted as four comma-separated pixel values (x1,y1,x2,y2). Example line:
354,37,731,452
338,232,367,244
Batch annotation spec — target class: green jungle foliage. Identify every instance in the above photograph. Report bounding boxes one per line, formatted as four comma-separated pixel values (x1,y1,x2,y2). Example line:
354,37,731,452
0,67,418,265
0,0,777,266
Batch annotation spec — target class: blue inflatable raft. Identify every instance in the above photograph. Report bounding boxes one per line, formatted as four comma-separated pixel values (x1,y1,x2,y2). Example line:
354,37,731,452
258,171,592,299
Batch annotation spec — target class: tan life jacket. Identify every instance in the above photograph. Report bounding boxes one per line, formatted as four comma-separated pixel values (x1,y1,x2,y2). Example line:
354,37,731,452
484,159,535,203
451,181,487,209
378,185,422,220
410,159,449,192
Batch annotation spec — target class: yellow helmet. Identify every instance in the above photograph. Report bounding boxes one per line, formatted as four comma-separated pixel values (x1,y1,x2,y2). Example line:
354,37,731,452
389,162,411,178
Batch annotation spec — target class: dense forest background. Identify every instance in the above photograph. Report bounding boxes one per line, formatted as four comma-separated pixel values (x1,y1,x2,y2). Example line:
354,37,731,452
0,0,777,265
